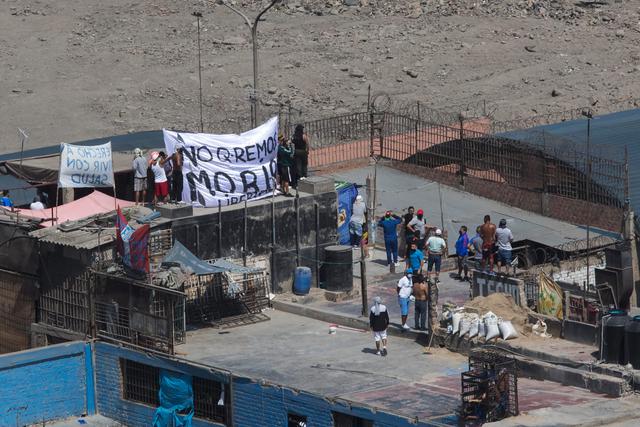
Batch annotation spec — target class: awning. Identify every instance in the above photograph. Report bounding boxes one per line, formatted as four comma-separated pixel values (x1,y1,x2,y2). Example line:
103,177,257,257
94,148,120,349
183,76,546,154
1,190,135,227
162,241,261,275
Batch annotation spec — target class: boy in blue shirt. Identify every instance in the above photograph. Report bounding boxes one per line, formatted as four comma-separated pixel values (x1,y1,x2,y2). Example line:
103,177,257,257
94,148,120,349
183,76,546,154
378,210,402,268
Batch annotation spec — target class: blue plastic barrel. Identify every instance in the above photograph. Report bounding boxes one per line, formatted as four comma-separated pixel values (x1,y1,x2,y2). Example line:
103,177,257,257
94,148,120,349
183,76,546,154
293,267,312,295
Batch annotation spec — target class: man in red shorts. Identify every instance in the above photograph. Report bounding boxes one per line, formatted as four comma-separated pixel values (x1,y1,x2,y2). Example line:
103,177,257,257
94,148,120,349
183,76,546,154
480,215,497,274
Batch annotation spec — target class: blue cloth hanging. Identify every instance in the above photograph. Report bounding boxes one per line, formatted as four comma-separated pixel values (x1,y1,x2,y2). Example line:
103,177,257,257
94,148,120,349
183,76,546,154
153,369,194,427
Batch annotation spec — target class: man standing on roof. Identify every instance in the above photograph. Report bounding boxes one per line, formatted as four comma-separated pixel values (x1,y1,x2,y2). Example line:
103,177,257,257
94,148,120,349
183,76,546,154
150,152,169,205
408,209,427,252
132,148,148,206
277,135,294,197
455,226,470,281
413,275,429,331
496,219,514,275
480,215,497,274
350,195,366,247
426,229,447,283
403,206,415,258
292,124,310,183
171,148,183,202
397,269,414,331
378,210,402,269
405,241,424,277
369,296,389,356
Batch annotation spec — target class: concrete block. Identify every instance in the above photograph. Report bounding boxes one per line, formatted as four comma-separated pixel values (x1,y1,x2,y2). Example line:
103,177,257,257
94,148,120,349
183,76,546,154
155,203,193,219
324,288,360,302
296,176,335,194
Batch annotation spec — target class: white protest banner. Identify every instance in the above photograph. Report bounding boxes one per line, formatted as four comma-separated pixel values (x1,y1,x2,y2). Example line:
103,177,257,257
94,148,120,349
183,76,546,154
58,142,114,188
163,117,279,207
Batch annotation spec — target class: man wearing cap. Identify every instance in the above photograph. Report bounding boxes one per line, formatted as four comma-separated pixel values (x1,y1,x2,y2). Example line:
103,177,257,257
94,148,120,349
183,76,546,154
496,219,514,274
132,148,148,206
397,269,414,330
349,195,366,247
369,296,389,356
378,210,402,268
426,229,447,283
408,209,428,251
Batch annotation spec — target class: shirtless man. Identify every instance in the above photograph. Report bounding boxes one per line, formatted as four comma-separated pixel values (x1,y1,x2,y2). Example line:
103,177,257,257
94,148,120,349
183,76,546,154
413,276,429,331
480,215,497,273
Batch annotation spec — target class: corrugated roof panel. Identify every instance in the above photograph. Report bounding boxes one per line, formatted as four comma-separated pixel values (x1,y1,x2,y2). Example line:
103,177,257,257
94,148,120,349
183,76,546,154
502,108,640,213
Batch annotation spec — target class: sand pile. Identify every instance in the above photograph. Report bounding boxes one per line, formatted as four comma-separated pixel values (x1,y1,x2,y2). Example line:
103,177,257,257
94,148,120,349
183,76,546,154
466,293,529,332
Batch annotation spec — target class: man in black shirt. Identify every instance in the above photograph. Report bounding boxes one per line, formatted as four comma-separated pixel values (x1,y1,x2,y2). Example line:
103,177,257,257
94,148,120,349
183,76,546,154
403,206,415,259
369,296,390,356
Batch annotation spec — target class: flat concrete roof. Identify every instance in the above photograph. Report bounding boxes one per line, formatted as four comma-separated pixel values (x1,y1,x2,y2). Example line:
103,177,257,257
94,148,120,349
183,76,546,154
325,165,615,255
177,310,609,423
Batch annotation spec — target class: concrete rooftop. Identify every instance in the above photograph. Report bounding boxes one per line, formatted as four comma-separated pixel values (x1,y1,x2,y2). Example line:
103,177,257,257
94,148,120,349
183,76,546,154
177,310,611,425
326,165,615,255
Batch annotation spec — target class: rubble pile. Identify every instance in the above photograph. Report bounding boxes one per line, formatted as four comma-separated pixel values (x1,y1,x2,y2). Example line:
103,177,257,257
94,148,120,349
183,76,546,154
258,0,628,23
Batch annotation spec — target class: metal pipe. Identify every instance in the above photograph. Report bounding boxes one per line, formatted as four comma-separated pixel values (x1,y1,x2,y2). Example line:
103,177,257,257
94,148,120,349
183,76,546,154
243,198,248,266
314,202,320,288
218,200,222,258
193,12,204,132
271,176,277,293
219,0,280,127
295,186,300,267
584,111,592,292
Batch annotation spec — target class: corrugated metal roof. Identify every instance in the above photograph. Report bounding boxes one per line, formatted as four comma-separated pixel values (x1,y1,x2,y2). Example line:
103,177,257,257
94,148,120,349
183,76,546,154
0,130,163,162
501,109,640,213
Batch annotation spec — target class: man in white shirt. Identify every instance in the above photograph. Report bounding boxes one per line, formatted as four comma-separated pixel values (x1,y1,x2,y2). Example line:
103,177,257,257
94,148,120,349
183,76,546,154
397,269,413,330
407,208,427,251
495,218,514,274
426,229,447,283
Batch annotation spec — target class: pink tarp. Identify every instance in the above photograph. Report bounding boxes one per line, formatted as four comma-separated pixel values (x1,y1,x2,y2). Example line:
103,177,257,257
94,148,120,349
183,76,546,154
3,190,134,227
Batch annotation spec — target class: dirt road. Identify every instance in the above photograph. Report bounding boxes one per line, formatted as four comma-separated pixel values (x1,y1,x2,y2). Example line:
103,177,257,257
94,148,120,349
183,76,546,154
1,0,638,153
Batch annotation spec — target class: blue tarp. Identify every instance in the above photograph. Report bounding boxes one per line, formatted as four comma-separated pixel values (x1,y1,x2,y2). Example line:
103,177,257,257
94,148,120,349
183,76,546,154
162,241,261,275
337,183,358,245
162,241,227,275
153,369,194,427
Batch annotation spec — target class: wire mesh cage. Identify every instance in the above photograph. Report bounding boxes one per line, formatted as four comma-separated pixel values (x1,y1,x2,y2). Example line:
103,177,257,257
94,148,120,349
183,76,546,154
461,349,518,423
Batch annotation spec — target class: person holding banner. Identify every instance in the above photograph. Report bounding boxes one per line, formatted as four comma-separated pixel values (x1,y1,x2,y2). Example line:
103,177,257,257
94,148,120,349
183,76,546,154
277,135,295,197
150,152,169,205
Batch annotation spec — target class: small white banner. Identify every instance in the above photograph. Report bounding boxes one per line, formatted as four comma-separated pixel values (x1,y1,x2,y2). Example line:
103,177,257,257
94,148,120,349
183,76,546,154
163,117,279,207
58,142,114,188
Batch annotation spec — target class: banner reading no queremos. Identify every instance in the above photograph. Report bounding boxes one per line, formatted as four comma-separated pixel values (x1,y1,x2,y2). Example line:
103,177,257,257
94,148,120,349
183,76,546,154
163,117,279,208
58,142,114,188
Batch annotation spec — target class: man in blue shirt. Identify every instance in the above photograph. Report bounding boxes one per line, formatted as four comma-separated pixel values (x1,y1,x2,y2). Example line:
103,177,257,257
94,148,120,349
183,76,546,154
378,210,402,268
406,241,424,277
455,226,470,281
0,190,13,208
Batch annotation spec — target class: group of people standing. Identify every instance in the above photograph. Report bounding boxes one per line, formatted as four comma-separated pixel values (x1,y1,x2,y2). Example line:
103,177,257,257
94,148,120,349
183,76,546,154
368,268,431,356
276,125,310,197
377,207,447,283
132,148,183,206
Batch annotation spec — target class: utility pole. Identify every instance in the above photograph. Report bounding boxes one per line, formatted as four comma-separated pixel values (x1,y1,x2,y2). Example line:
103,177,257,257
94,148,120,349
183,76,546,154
193,12,204,133
217,0,281,127
582,109,593,292
18,128,28,166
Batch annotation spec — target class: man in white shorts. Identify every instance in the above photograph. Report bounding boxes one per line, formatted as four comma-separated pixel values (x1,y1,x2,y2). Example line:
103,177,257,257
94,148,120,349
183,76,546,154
369,296,390,356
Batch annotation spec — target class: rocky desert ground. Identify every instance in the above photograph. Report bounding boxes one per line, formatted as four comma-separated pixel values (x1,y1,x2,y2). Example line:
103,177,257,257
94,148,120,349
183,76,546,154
1,0,639,153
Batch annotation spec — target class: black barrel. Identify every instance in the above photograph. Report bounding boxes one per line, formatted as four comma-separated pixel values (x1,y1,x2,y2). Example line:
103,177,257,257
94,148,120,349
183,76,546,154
602,309,629,365
625,315,640,369
322,245,353,292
